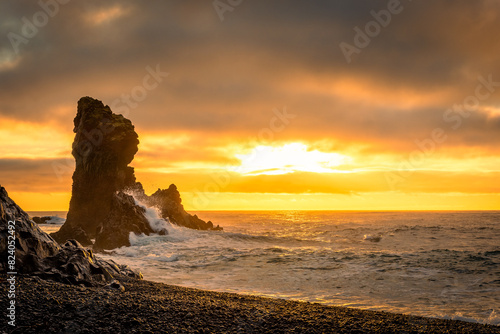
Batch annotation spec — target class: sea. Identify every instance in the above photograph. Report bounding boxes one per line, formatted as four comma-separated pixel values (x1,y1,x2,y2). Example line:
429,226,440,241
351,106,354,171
32,210,500,326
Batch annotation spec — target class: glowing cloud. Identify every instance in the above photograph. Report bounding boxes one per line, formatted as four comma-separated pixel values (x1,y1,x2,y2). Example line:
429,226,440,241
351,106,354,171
0,49,20,72
86,5,129,25
234,143,352,175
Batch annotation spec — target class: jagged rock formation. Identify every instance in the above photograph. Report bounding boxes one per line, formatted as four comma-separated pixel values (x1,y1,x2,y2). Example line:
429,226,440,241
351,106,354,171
51,97,219,251
32,216,65,224
0,185,141,286
0,186,59,265
132,183,221,231
51,97,154,248
31,216,53,224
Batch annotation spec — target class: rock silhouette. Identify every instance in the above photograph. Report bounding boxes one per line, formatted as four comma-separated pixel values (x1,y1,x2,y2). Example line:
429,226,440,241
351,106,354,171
132,183,221,231
32,216,54,224
51,97,157,249
51,97,219,250
0,185,141,286
31,216,65,224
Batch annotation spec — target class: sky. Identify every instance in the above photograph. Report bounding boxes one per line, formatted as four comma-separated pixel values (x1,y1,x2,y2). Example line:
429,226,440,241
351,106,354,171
1,0,499,211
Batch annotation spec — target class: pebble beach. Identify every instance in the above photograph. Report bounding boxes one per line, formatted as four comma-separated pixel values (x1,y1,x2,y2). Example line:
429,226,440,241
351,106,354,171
2,275,498,334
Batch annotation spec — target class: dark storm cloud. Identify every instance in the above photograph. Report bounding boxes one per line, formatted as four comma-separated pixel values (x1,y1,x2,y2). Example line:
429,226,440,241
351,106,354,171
0,0,499,149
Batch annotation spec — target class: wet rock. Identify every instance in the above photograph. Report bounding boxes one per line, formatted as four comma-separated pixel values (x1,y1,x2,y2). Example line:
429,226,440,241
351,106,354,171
0,186,60,272
0,185,142,285
32,239,139,286
32,216,54,224
133,183,222,231
363,234,382,242
105,280,126,292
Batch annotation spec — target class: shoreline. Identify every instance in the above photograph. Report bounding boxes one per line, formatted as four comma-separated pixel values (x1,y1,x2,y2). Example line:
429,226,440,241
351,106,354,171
2,275,498,333
34,219,499,329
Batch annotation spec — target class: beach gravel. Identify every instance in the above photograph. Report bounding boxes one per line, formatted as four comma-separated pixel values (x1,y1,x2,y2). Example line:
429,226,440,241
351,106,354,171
1,275,498,333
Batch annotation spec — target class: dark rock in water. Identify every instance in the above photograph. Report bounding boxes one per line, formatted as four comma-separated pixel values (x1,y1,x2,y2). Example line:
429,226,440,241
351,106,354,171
51,97,158,249
51,96,220,250
363,234,382,242
32,216,64,224
32,216,51,224
132,183,223,231
0,185,142,286
146,184,215,230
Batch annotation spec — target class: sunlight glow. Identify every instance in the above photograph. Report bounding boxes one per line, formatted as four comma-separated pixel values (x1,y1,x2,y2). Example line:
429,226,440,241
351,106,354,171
0,49,20,72
234,143,352,175
0,117,72,159
87,5,128,25
483,106,500,118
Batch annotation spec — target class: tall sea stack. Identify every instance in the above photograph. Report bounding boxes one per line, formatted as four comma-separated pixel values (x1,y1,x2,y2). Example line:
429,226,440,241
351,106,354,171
51,97,154,249
52,97,219,251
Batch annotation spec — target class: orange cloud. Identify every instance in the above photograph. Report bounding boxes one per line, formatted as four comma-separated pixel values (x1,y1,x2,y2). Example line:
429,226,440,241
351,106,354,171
86,5,130,26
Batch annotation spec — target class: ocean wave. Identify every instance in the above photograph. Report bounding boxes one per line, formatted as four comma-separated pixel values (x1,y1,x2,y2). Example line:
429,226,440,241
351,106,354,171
37,216,66,225
145,253,179,262
441,310,500,326
87,211,500,326
363,234,382,242
222,232,280,243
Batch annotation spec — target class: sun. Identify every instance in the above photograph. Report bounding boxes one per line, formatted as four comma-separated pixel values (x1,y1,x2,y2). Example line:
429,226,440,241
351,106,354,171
233,143,352,175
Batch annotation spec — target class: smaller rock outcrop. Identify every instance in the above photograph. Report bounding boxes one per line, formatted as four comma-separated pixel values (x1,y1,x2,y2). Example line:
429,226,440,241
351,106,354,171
131,183,222,231
0,185,141,286
32,216,65,224
32,216,52,224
